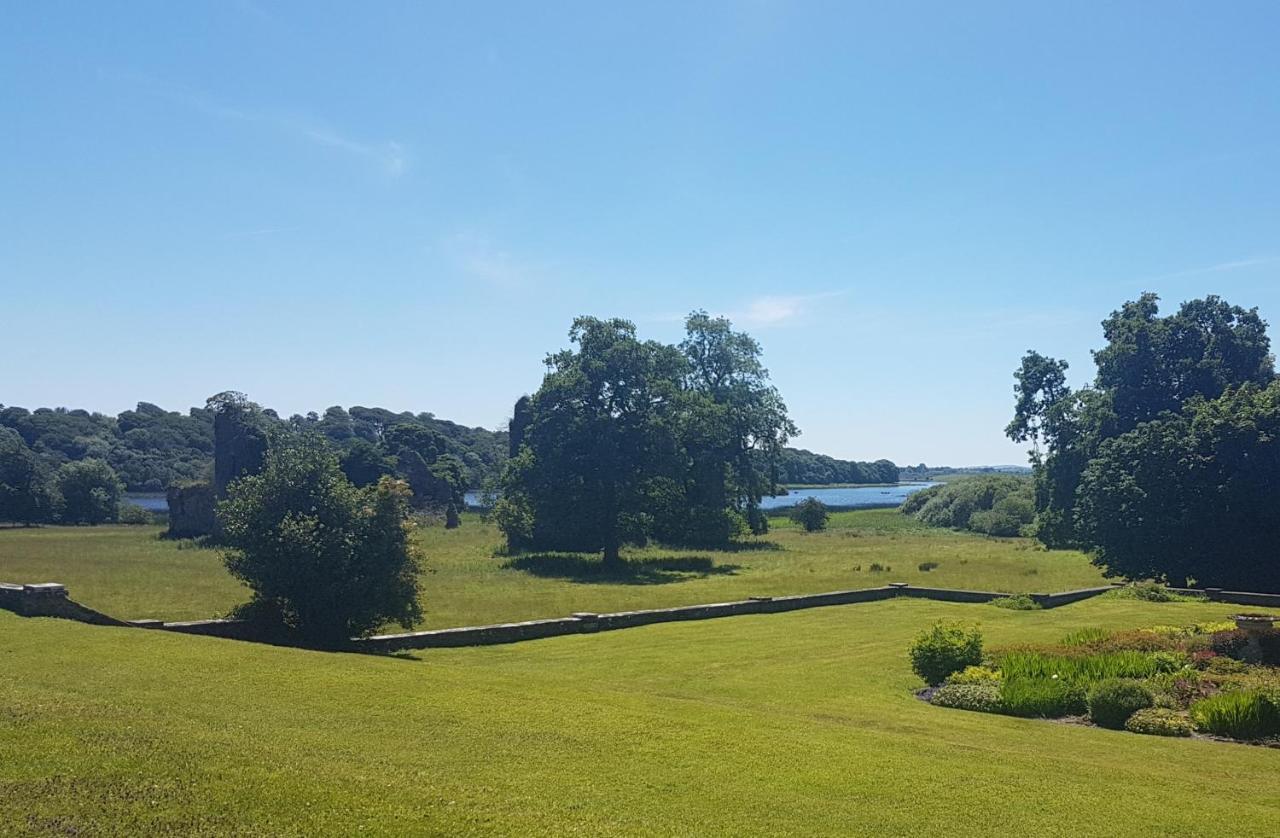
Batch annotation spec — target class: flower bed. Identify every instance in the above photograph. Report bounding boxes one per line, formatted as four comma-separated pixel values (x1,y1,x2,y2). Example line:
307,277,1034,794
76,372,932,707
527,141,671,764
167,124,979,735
910,618,1280,744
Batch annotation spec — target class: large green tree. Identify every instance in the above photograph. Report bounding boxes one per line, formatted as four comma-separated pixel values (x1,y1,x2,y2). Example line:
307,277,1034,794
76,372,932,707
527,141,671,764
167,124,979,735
1009,293,1279,587
0,428,58,525
499,312,796,560
219,432,423,644
499,317,684,565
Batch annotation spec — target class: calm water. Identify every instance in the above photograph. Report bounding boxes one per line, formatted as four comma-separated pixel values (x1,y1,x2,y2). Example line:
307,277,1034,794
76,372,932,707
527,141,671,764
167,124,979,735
123,494,169,512
137,484,936,513
760,483,936,509
463,482,936,511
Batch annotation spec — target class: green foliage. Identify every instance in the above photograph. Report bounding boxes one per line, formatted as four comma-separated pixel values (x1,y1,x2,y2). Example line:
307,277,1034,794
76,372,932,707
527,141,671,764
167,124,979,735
999,677,1086,718
1103,582,1204,603
117,503,154,525
1062,627,1112,646
774,448,897,485
54,458,123,524
1087,678,1155,729
900,475,1035,536
908,622,984,685
991,594,1041,610
218,432,423,644
788,497,830,532
499,313,796,560
1124,708,1195,737
1190,691,1280,740
997,650,1158,683
1009,293,1280,589
0,427,58,525
945,665,1001,685
930,683,1004,713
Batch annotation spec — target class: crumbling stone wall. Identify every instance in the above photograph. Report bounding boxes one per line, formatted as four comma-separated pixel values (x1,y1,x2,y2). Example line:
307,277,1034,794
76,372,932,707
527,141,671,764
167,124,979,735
166,481,216,538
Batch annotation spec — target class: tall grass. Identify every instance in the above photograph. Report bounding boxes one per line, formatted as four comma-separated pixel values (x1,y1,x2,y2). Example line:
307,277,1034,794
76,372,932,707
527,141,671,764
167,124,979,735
998,650,1158,683
1190,691,1280,740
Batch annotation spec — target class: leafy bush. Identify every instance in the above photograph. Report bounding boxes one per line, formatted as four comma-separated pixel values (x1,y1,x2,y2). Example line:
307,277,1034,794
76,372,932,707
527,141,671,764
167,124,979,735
1150,651,1192,674
908,622,984,685
991,594,1041,611
1190,691,1280,740
1210,630,1252,661
1000,677,1086,718
1124,708,1195,737
117,503,154,525
788,497,830,532
1104,582,1204,603
946,665,1001,685
219,433,424,645
901,475,1034,536
998,650,1157,683
931,683,1004,713
917,561,939,572
1087,679,1155,729
868,562,890,573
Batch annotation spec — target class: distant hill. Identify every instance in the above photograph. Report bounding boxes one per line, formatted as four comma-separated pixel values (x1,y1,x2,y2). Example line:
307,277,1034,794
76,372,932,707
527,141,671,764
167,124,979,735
898,463,1032,481
775,448,898,485
0,401,507,491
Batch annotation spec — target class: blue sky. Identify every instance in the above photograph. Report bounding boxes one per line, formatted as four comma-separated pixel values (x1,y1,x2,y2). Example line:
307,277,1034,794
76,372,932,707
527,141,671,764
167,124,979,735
3,2,1279,465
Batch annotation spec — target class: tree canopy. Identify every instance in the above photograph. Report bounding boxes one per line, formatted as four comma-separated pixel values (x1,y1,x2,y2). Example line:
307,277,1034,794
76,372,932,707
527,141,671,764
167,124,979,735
1008,293,1279,589
498,312,797,562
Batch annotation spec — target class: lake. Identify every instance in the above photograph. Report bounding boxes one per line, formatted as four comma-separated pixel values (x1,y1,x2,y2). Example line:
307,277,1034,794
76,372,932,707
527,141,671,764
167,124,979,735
462,482,936,511
134,484,936,514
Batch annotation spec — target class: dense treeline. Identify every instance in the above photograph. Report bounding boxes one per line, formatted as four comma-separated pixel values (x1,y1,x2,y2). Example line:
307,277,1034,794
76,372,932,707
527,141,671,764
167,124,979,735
0,400,507,494
899,475,1035,537
498,312,797,562
775,448,897,484
1009,293,1280,591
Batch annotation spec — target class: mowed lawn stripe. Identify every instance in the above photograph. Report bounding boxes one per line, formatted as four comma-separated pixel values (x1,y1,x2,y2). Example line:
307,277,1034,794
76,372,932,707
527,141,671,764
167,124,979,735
2,597,1277,836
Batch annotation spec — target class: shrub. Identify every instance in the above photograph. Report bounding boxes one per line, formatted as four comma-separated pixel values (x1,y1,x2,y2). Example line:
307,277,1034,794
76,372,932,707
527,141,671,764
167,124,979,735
788,497,830,532
1106,582,1204,603
869,562,889,573
1150,650,1192,674
1124,708,1195,737
1000,677,1086,718
117,503,154,525
1210,630,1252,661
908,622,984,685
55,459,122,524
1190,691,1280,740
1087,679,1155,729
991,594,1041,611
931,683,1004,713
1201,655,1250,675
219,433,424,645
1259,630,1280,666
946,665,1001,685
917,561,939,572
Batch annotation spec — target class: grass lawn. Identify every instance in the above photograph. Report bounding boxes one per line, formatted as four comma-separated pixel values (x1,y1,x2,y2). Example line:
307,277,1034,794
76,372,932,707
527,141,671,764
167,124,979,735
2,597,1277,836
0,510,1109,628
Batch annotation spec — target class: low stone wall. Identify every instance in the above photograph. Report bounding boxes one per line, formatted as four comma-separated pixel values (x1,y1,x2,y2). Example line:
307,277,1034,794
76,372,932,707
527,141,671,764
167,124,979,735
5,579,1276,652
0,583,128,626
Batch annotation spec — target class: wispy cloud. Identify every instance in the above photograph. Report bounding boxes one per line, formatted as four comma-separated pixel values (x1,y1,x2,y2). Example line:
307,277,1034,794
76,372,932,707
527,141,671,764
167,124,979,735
440,230,531,288
725,291,846,327
1146,256,1280,283
103,69,408,176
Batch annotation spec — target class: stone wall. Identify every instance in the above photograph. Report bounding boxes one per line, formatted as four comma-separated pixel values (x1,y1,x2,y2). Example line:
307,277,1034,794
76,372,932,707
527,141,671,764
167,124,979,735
6,580,1277,652
166,482,216,538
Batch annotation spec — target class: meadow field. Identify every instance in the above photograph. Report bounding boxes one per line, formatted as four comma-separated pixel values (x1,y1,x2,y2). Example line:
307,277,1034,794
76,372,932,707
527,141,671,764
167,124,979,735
0,510,1110,629
3,596,1278,836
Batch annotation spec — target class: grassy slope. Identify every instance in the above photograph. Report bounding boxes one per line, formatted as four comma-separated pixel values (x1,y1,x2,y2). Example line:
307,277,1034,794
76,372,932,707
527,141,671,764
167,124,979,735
2,597,1278,836
0,511,1107,628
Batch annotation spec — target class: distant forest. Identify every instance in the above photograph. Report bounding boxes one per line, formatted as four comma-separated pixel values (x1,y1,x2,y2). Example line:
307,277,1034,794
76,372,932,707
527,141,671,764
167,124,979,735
0,401,901,494
0,402,508,492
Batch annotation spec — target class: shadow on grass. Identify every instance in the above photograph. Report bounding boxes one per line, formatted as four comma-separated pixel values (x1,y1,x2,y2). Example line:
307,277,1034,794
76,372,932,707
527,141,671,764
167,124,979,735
502,553,742,585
